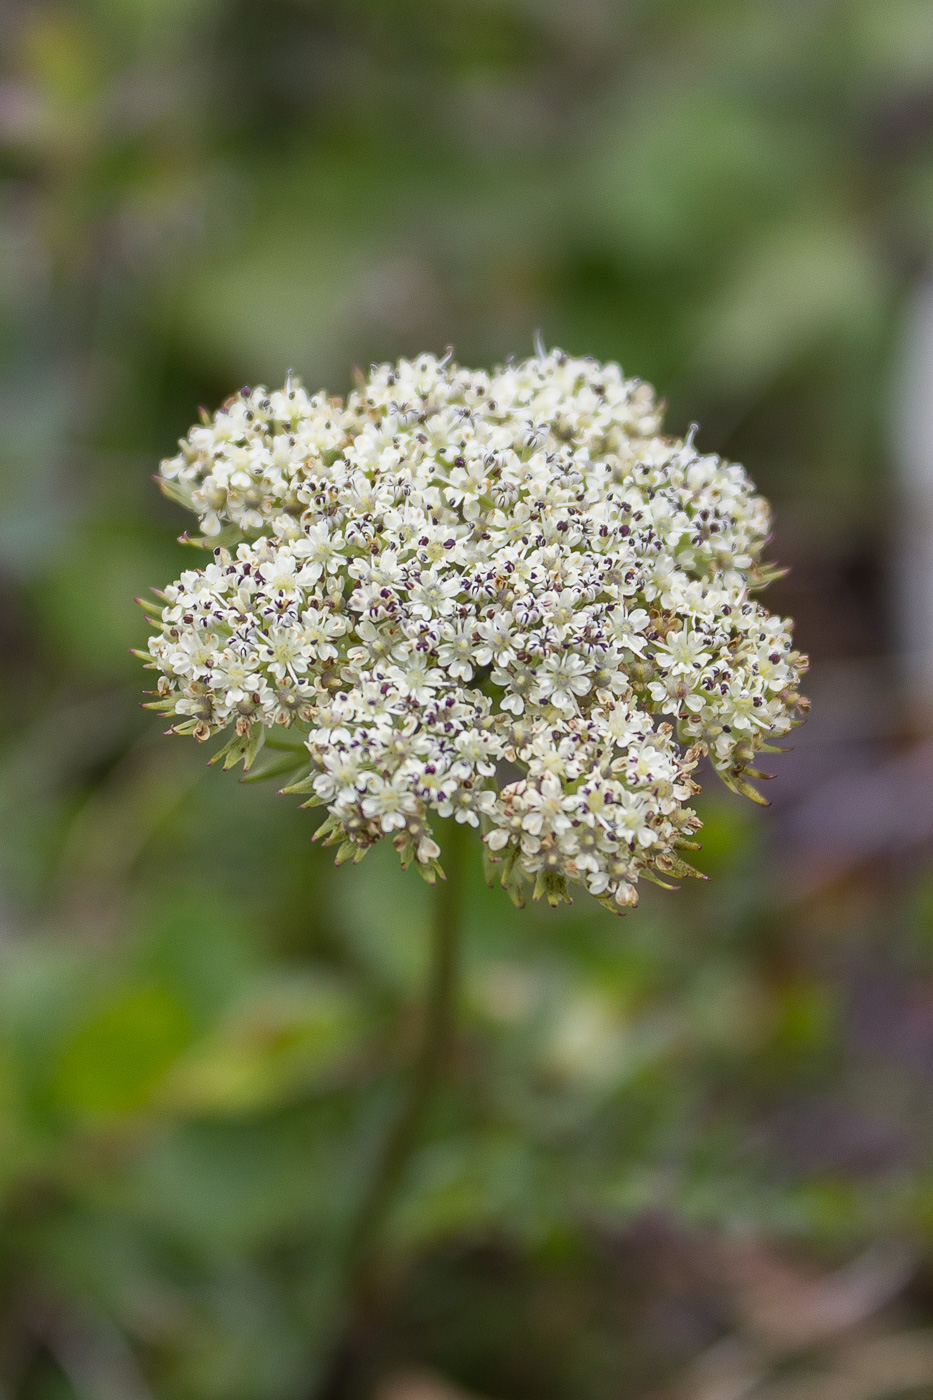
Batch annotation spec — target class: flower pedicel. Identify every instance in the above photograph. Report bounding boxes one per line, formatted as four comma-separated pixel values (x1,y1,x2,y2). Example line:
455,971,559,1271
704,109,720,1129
138,348,808,912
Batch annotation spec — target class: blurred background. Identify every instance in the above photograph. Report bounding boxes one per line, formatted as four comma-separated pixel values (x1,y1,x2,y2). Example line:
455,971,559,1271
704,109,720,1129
4,1,933,1397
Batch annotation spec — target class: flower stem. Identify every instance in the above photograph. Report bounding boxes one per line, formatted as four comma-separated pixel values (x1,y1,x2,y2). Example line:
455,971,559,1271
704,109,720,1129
316,822,465,1398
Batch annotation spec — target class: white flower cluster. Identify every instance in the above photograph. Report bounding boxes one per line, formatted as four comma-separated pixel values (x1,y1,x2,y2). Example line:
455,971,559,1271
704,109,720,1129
140,349,808,912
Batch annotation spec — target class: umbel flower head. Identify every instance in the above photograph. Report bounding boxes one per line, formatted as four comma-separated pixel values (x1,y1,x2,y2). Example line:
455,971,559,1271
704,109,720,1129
138,348,808,913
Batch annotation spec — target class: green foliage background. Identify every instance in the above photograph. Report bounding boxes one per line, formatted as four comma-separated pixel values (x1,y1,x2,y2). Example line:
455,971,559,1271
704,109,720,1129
3,1,933,1396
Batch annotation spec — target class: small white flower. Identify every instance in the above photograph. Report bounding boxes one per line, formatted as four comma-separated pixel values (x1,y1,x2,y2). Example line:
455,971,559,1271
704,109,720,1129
258,625,313,680
520,773,575,837
362,773,418,832
533,653,592,711
408,571,460,620
437,623,476,681
258,549,301,592
654,628,710,675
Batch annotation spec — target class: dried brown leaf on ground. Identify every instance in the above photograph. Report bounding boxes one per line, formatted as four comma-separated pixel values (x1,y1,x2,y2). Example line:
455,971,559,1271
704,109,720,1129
750,1330,933,1400
374,1369,492,1400
664,1240,933,1400
716,1243,915,1352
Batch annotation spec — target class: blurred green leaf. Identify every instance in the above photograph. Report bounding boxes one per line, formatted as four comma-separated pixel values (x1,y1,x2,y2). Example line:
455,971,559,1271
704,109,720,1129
160,972,364,1114
53,984,193,1116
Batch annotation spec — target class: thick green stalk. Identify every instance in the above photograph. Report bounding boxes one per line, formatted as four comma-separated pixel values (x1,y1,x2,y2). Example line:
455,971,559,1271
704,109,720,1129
315,823,465,1398
347,826,463,1286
